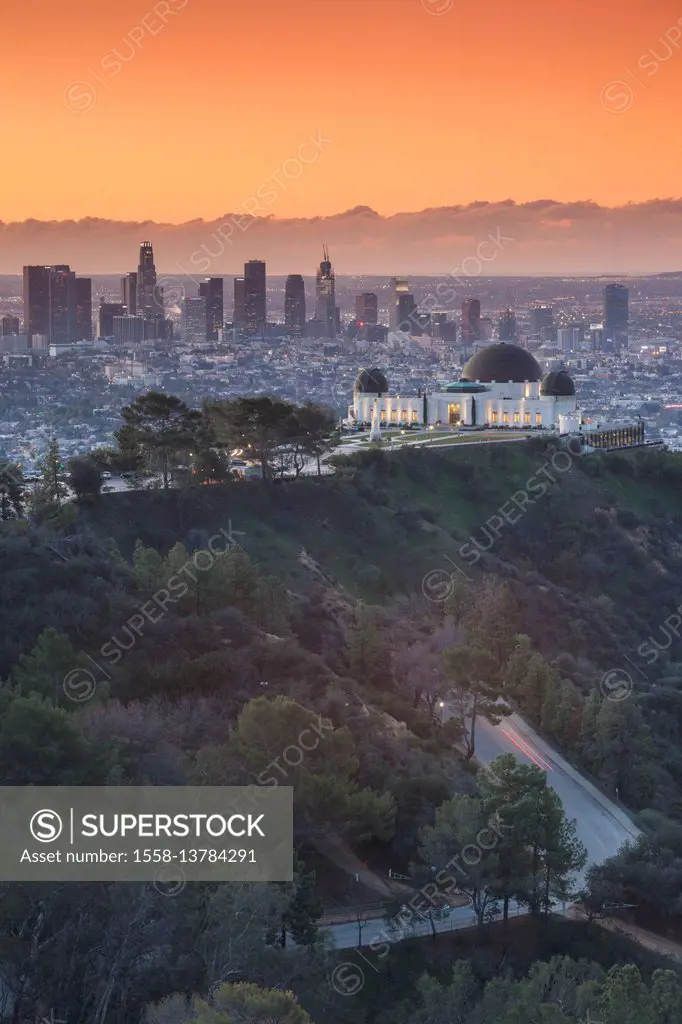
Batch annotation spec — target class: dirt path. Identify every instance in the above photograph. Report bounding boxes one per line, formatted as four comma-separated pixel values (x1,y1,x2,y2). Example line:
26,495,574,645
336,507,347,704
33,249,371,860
570,906,682,962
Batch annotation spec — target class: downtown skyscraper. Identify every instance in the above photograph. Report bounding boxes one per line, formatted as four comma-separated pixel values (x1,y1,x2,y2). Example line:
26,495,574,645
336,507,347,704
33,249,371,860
23,264,90,344
389,277,409,330
315,246,336,339
461,298,482,345
284,275,306,336
136,241,163,320
604,283,629,338
199,277,224,340
243,260,266,337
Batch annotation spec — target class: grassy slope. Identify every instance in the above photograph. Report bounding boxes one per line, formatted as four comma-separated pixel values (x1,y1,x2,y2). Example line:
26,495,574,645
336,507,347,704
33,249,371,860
82,442,682,671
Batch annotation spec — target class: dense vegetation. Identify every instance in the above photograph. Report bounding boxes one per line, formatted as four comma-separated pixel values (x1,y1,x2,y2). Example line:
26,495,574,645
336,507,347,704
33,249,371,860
4,394,682,1021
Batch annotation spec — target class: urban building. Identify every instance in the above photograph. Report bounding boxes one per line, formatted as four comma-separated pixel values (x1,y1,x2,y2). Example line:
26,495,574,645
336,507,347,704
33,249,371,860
397,293,418,333
199,277,224,340
47,266,77,345
233,277,245,328
182,297,208,344
355,292,378,325
244,260,266,337
315,247,336,339
389,277,409,329
113,315,145,345
461,299,482,345
121,272,137,315
530,304,554,337
604,283,629,341
284,275,306,336
0,316,20,336
99,301,125,338
498,308,516,341
136,241,163,320
75,277,92,341
348,344,578,432
23,265,51,337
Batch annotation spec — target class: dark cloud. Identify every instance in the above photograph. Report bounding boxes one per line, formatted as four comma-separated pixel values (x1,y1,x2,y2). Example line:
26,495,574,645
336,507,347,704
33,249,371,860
1,200,682,275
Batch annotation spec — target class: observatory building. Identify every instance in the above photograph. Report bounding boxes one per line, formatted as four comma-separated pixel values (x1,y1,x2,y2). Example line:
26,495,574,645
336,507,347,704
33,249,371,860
348,344,579,433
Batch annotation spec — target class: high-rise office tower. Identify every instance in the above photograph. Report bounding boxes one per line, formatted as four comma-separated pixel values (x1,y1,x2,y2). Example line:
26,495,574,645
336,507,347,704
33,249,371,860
199,277,224,340
76,278,92,338
355,293,378,325
113,315,145,345
137,241,163,320
530,304,554,338
284,275,306,336
48,266,77,345
461,299,482,345
121,272,137,315
99,301,125,338
75,277,92,341
182,297,208,344
498,308,516,341
397,293,418,333
1,316,20,336
315,247,336,339
23,266,51,337
233,277,245,328
604,283,629,334
244,259,266,336
389,277,409,329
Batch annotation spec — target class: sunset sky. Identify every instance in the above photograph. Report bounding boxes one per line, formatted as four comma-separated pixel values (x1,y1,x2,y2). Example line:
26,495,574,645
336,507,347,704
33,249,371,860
4,0,682,223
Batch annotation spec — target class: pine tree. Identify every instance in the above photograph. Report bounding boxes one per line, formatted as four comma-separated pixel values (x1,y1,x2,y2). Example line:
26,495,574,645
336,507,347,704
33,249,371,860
36,438,68,511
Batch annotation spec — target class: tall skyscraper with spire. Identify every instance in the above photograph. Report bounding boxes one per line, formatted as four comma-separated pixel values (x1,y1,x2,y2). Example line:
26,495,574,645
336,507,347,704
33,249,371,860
315,246,336,338
136,241,163,320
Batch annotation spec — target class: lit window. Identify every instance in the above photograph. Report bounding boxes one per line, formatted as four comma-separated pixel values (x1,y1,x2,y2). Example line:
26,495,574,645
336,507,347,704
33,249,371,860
503,411,509,424
380,410,387,422
391,409,398,422
411,409,419,422
491,411,498,424
524,411,531,424
535,412,542,425
513,411,520,423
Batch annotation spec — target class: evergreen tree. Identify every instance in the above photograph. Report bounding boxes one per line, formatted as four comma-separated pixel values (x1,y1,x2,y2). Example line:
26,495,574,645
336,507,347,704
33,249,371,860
36,437,68,511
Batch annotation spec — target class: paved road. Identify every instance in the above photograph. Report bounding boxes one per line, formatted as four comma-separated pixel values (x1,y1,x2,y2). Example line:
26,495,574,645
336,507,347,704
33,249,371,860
324,712,640,951
326,899,526,951
472,711,641,882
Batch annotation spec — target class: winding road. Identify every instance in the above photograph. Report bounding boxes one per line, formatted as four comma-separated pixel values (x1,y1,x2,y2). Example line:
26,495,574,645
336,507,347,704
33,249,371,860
325,711,641,952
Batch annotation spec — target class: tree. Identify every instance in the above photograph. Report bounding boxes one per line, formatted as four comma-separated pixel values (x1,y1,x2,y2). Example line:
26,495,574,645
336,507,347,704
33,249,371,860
206,396,297,483
119,392,204,490
477,753,547,922
345,602,389,688
194,695,395,845
10,627,99,708
443,645,507,758
192,983,313,1024
0,461,24,520
0,694,112,785
281,855,323,947
418,794,502,927
464,578,519,663
66,455,103,502
535,787,587,918
284,402,337,478
36,437,68,511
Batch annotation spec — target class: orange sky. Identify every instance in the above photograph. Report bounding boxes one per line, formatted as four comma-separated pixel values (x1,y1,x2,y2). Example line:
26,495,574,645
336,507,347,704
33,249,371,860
3,0,682,222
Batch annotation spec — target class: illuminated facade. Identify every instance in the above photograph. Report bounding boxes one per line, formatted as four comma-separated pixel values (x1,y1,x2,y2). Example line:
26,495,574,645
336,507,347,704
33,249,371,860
349,345,579,432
